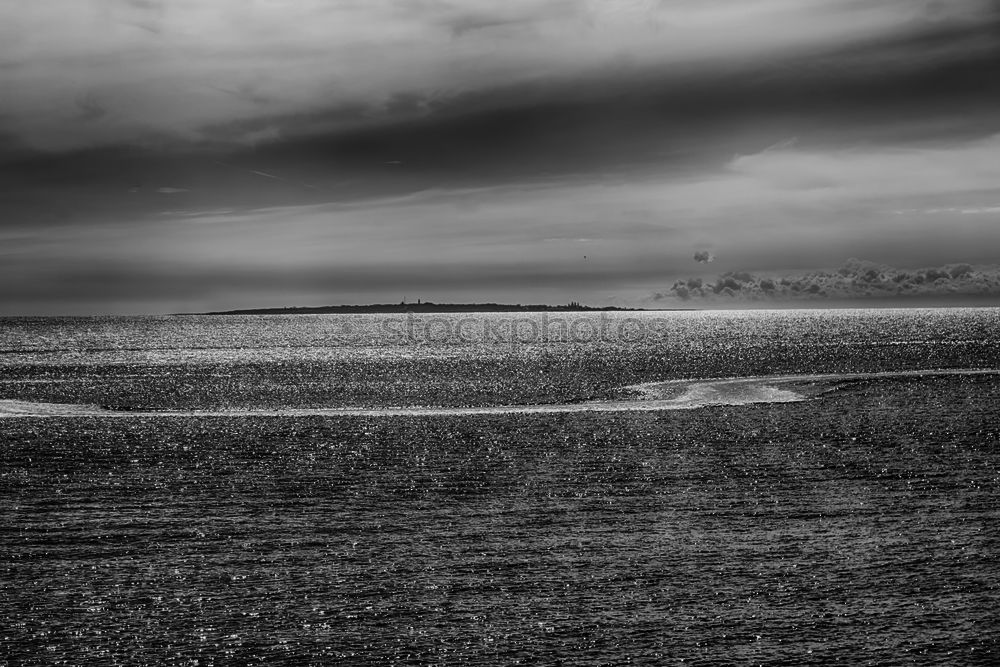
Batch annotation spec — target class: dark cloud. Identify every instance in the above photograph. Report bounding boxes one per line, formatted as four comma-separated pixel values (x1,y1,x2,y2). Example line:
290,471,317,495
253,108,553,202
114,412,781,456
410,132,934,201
3,1,1000,314
234,21,1000,178
5,4,1000,164
693,250,714,264
2,4,999,203
444,2,577,38
0,145,342,231
74,93,109,123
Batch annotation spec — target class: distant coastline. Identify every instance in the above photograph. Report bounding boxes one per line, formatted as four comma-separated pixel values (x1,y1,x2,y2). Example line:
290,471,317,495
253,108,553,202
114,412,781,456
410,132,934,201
200,301,670,315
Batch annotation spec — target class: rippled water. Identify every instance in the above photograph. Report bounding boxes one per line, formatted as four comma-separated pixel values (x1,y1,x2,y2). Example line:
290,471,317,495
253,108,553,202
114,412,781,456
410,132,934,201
2,309,999,664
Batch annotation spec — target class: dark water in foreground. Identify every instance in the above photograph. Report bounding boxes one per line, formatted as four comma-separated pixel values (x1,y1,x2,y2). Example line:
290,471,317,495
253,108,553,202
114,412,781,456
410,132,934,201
2,310,999,664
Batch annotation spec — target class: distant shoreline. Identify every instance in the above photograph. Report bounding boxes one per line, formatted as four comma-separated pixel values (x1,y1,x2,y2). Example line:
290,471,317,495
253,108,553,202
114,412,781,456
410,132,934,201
198,302,684,315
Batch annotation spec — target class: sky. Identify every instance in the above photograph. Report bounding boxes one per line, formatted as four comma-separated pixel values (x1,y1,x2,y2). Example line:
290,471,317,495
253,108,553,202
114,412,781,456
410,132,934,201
2,0,999,314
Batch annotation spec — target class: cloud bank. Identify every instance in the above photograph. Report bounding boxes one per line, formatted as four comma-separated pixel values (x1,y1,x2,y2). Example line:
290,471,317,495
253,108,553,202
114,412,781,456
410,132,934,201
659,258,1000,305
1,0,998,151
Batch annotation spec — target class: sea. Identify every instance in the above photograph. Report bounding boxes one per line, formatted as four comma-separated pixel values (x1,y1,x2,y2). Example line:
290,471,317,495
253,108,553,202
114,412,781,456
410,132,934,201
1,308,998,665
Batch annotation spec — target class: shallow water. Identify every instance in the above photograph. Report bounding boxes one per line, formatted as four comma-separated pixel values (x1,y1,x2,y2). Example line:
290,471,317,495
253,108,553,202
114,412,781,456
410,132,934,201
2,368,999,418
2,310,999,664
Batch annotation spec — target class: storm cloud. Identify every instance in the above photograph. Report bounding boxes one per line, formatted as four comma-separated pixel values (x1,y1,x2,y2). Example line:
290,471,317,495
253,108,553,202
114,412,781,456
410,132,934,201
2,1,1000,313
3,0,998,154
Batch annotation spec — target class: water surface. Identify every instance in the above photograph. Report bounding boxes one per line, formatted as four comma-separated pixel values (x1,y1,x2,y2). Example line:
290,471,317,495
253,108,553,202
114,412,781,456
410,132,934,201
2,309,999,664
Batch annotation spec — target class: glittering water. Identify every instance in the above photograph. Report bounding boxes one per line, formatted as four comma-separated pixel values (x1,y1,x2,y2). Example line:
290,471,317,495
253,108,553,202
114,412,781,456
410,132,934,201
2,309,999,664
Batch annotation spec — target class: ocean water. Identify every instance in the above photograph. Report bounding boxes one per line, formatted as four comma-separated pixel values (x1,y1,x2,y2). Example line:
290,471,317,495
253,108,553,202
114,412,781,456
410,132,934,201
1,309,999,664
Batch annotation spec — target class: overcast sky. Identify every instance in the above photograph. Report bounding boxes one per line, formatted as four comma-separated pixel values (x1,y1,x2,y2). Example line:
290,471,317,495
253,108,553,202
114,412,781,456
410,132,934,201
2,0,999,314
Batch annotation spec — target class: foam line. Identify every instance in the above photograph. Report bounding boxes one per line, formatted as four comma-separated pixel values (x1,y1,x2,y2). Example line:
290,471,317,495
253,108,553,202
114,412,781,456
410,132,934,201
1,368,997,418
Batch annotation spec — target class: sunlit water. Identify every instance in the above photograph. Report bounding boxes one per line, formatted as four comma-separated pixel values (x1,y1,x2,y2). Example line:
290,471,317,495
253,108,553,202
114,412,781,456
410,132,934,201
2,309,999,664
